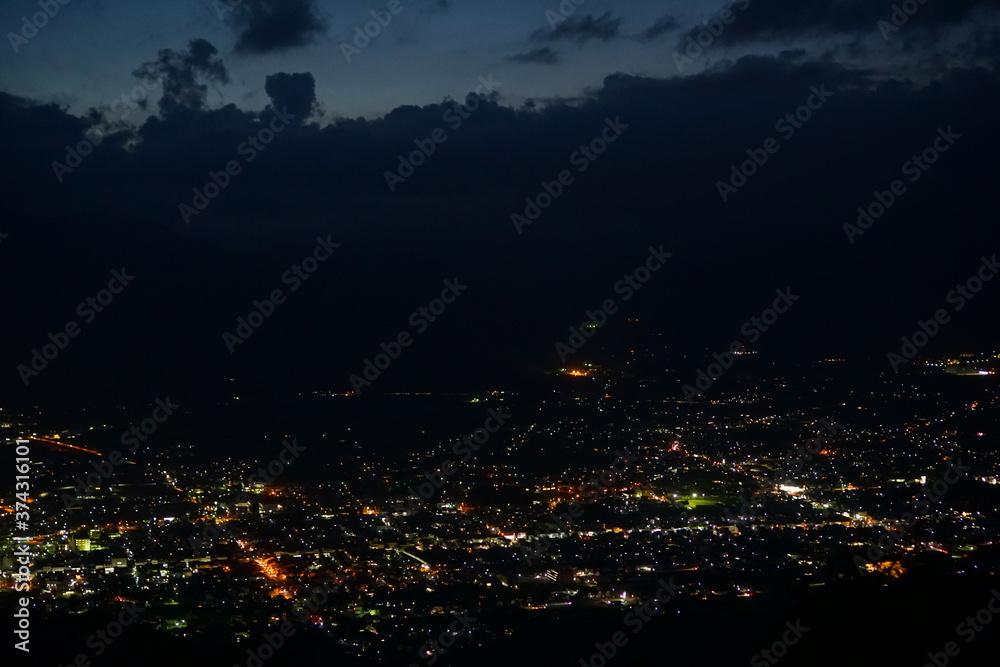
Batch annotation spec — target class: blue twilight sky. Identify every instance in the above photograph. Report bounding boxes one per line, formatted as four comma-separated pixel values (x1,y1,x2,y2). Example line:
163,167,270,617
2,0,980,121
0,0,690,119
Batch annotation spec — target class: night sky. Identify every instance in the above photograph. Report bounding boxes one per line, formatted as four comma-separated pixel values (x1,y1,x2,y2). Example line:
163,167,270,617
1,0,999,406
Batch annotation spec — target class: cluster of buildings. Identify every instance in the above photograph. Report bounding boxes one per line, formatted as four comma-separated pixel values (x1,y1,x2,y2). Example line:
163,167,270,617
1,348,998,661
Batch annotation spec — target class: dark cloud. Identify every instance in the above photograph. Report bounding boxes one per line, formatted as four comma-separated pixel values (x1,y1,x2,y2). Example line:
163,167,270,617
641,14,679,41
507,47,560,65
531,11,622,45
679,0,1000,47
231,0,326,54
958,25,1000,68
9,53,997,251
132,38,229,116
3,53,1000,402
264,72,319,121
